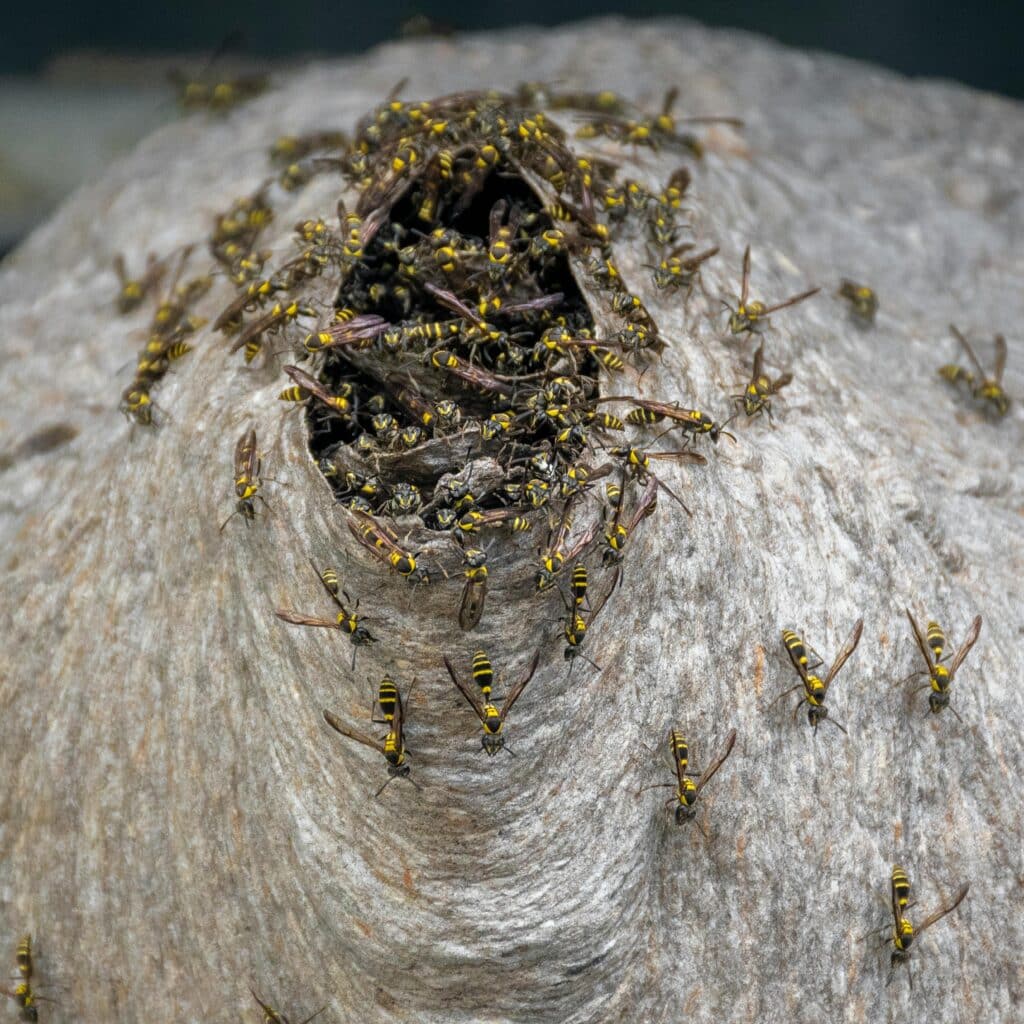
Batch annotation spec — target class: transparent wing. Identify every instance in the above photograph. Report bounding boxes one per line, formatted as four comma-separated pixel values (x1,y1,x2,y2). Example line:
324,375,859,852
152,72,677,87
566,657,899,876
823,617,864,690
947,615,982,681
917,883,969,936
694,729,737,796
444,655,487,722
905,608,935,672
322,710,384,755
501,649,541,719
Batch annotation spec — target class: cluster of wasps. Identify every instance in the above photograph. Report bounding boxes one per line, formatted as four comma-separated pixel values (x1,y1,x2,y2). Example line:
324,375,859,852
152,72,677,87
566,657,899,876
114,247,212,425
95,73,1010,1014
210,85,745,653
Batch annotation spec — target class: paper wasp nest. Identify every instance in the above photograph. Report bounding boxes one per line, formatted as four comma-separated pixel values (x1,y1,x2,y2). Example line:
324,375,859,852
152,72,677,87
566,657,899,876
0,17,1021,1024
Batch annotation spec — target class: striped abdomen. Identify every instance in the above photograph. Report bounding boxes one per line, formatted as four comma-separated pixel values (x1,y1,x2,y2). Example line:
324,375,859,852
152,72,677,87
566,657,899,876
472,651,493,698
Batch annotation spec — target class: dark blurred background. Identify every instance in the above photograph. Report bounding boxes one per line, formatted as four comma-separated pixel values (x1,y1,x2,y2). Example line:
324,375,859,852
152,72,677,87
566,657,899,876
1,1,1021,253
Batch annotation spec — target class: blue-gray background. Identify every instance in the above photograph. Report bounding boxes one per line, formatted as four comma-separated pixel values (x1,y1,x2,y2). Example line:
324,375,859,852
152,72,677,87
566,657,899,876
4,1,1022,98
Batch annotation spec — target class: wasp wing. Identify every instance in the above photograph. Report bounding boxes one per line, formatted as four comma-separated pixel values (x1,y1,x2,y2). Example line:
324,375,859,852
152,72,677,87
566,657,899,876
993,334,1007,384
751,340,765,381
693,729,737,796
235,427,258,479
947,615,982,681
445,655,488,723
322,710,384,756
458,575,488,631
916,883,969,936
823,617,864,691
740,244,751,306
276,610,340,629
762,286,820,316
949,324,987,379
905,608,935,673
501,649,541,720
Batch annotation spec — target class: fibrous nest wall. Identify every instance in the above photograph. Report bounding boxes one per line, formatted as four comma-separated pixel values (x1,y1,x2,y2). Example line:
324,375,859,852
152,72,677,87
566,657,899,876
0,18,1022,1024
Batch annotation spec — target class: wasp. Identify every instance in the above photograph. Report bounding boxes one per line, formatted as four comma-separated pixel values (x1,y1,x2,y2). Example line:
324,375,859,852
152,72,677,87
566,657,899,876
113,252,166,313
230,299,318,362
606,396,737,445
429,349,516,397
883,872,969,987
458,546,489,631
383,482,422,516
768,618,864,733
445,650,540,756
486,198,522,284
602,475,658,565
639,727,737,829
269,129,348,164
651,244,719,292
903,609,982,721
605,445,705,515
220,428,272,531
279,365,352,418
1,981,40,1021
535,503,599,590
323,679,418,797
940,325,1010,417
301,313,389,354
837,279,878,325
723,245,820,336
119,384,156,426
731,341,793,422
561,565,617,673
169,67,268,113
249,985,327,1024
346,510,428,582
275,560,376,669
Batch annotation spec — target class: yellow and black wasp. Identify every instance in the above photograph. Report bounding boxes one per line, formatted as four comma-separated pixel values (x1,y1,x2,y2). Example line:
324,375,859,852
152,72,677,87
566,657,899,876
603,395,736,446
731,341,793,422
723,245,820,336
220,427,272,531
323,678,418,796
346,510,429,583
457,545,489,631
602,475,658,566
113,252,166,313
535,502,599,591
275,560,377,669
880,869,970,988
279,365,353,420
444,649,541,756
486,198,522,285
301,313,388,354
249,985,327,1024
940,325,1011,417
561,564,618,673
903,608,982,721
768,618,864,733
638,727,737,829
230,299,318,363
605,443,706,515
650,244,719,293
837,279,878,325
0,933,59,1022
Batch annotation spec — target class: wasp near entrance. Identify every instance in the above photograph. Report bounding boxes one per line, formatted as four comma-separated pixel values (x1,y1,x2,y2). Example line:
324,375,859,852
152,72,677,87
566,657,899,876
638,727,737,829
323,677,418,796
723,245,819,336
902,609,982,721
768,618,863,733
445,649,541,756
